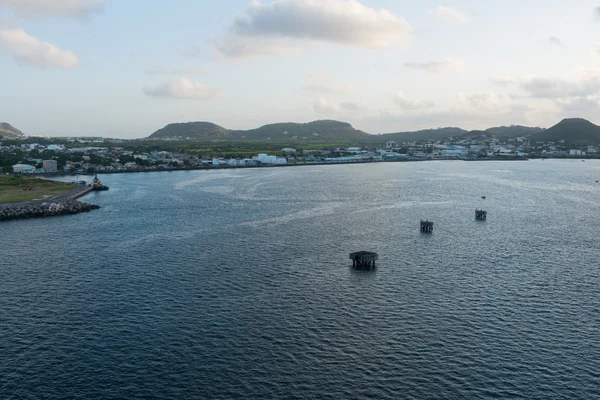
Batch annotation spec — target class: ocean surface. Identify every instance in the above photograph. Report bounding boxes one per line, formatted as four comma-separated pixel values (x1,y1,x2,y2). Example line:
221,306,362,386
1,160,599,399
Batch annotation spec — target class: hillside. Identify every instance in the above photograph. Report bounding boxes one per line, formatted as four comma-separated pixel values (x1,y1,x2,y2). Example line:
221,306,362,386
485,125,544,137
149,120,369,141
232,120,368,140
0,122,24,139
529,118,600,145
149,122,230,139
380,127,468,142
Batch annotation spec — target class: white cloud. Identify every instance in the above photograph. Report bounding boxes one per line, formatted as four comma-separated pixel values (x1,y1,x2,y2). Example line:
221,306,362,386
431,6,468,23
0,0,103,19
312,97,341,114
0,28,78,68
340,101,366,111
404,57,466,73
520,69,600,99
143,78,224,100
518,69,600,117
548,36,565,47
213,0,412,58
312,97,365,115
144,61,204,76
490,76,515,85
302,71,353,94
392,92,435,110
210,35,299,59
595,6,600,20
591,44,600,56
455,91,504,112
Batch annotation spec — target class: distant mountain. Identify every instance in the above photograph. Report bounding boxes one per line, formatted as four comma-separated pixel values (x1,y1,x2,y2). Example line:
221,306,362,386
232,120,368,140
380,127,468,142
149,120,369,141
530,118,600,145
0,122,24,139
484,125,544,137
149,122,230,139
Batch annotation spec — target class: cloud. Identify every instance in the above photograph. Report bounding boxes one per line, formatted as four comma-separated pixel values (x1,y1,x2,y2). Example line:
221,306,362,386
0,0,103,19
548,36,565,47
340,101,366,111
210,35,299,59
0,28,78,68
143,78,224,100
518,69,600,117
431,6,468,23
213,0,412,58
455,91,504,112
392,92,435,110
312,97,365,114
519,70,600,99
591,44,600,56
490,76,515,85
404,57,465,73
302,71,353,94
144,61,204,76
595,6,600,20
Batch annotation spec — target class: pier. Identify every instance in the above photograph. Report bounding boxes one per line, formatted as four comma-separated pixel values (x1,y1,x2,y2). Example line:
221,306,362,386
420,220,434,233
475,209,487,220
349,251,378,268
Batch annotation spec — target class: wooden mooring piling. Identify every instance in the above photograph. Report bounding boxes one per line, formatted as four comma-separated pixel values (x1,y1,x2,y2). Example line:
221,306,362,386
475,209,487,220
350,251,378,268
420,220,434,233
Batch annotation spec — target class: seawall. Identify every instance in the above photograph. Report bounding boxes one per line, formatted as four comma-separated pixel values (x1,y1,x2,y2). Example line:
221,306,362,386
0,186,100,222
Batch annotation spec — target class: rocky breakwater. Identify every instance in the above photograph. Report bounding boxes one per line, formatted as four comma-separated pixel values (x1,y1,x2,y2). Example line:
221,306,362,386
0,200,100,222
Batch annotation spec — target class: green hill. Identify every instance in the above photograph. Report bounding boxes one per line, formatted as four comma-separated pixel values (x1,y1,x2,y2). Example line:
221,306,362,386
149,122,230,139
379,127,468,142
232,120,368,140
485,125,544,137
0,122,24,139
149,120,369,141
529,118,600,144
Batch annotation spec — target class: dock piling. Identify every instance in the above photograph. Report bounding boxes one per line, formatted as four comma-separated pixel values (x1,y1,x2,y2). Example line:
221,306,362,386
420,220,434,233
349,251,379,269
475,209,487,221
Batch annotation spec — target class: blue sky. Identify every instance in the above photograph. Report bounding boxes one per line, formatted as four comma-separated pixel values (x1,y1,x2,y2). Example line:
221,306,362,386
1,0,600,138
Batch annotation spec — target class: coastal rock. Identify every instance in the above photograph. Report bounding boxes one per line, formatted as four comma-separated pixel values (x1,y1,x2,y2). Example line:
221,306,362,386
0,200,100,222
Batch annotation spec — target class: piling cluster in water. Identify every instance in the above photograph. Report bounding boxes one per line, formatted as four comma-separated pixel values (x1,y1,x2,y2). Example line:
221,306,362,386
0,201,100,221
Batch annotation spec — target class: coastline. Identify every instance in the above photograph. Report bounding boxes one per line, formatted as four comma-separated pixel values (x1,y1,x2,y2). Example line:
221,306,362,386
31,156,537,178
0,185,99,222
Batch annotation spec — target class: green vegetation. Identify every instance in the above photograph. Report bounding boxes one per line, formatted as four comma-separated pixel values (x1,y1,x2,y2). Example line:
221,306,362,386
530,118,600,145
0,175,75,203
148,119,370,141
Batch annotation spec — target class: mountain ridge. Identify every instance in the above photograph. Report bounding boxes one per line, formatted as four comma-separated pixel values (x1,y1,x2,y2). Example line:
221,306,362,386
147,118,600,144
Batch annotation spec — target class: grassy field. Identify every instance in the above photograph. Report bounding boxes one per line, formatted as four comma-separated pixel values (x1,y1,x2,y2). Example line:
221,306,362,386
0,175,75,203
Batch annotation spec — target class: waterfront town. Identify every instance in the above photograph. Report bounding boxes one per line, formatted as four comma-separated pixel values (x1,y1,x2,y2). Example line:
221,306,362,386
1,133,598,175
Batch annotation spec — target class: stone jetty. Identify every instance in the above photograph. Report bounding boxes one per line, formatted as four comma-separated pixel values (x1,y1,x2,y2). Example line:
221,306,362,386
0,200,100,221
0,186,100,222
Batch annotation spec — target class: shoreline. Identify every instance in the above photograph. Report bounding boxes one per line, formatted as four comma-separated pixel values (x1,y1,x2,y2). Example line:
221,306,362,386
29,157,536,178
0,185,99,222
16,156,598,180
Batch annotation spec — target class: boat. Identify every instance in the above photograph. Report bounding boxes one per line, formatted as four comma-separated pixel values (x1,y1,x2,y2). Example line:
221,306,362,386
91,173,109,191
482,196,486,199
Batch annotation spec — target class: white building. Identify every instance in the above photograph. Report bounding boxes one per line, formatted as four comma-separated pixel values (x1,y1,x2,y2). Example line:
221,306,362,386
281,148,296,153
257,153,287,165
13,164,36,173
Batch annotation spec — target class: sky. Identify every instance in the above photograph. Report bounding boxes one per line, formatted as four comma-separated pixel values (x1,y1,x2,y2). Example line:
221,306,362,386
1,0,600,138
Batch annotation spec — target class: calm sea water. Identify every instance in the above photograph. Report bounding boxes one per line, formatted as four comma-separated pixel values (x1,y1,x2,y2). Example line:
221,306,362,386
1,160,599,399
